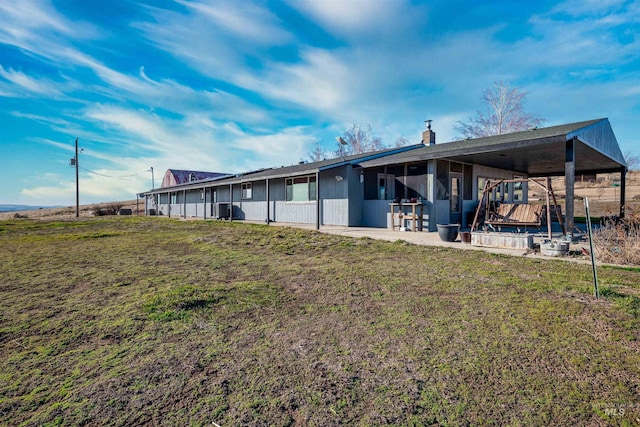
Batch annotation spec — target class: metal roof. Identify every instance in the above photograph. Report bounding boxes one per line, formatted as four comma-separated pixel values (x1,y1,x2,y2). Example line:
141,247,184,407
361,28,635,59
161,169,230,187
143,144,421,194
139,119,625,196
358,118,626,176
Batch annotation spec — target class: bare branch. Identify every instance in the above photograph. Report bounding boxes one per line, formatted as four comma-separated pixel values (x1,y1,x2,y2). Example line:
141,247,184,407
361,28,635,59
624,151,639,171
307,138,329,162
455,81,545,139
335,124,387,157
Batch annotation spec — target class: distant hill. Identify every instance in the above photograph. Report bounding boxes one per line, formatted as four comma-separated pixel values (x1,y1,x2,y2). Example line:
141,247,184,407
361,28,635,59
0,204,61,213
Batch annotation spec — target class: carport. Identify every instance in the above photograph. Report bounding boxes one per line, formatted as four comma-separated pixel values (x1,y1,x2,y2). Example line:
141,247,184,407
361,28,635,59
439,118,627,234
359,118,627,234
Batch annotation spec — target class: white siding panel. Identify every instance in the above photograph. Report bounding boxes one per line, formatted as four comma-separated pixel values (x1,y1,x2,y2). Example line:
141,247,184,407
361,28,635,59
169,203,181,218
322,199,348,226
273,201,317,224
241,201,268,221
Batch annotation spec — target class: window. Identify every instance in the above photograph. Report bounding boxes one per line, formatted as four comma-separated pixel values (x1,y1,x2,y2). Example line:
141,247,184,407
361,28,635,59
377,173,395,200
463,164,473,200
436,160,449,200
241,183,252,199
513,175,524,202
495,182,504,202
286,176,317,202
170,193,177,204
478,176,523,203
477,177,486,201
451,174,462,213
478,177,500,201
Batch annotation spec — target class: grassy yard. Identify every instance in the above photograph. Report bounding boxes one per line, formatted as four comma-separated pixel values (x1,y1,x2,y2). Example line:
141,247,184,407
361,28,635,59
1,217,639,426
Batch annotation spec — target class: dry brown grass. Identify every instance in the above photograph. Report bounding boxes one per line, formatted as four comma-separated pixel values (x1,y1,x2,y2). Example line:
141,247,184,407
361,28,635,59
592,209,640,265
0,199,143,220
1,218,640,426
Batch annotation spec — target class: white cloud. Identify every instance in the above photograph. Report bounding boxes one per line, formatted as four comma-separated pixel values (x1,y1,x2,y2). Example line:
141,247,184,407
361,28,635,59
236,48,351,112
549,0,629,17
135,0,292,84
0,0,73,39
0,66,64,96
287,0,418,39
179,0,292,44
37,138,75,153
82,103,310,174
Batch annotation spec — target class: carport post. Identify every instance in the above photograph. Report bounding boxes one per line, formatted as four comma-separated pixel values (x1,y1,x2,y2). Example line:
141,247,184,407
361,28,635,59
315,172,320,230
620,166,626,218
266,178,270,224
565,137,576,236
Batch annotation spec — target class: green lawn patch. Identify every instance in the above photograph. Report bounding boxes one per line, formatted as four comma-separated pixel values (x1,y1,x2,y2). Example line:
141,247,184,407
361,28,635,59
1,217,639,426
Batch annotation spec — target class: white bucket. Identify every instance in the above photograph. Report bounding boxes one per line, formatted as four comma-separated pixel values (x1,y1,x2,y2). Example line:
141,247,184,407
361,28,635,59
541,239,570,256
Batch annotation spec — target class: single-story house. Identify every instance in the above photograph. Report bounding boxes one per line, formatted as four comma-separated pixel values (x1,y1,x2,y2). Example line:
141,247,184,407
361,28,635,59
139,118,627,234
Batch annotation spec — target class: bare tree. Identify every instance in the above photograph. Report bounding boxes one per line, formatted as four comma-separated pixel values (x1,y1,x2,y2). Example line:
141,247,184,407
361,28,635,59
455,81,545,138
336,124,385,157
393,136,411,147
307,138,328,162
624,151,639,171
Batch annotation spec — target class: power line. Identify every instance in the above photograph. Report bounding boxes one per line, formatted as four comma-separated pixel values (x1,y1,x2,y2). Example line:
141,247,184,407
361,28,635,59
79,166,151,180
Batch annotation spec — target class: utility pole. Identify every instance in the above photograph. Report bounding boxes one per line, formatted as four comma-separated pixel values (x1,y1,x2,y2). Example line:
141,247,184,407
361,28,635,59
149,166,155,190
69,138,80,217
75,138,79,217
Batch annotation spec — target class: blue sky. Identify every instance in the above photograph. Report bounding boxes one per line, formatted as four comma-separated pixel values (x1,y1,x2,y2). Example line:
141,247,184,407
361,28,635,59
1,0,638,206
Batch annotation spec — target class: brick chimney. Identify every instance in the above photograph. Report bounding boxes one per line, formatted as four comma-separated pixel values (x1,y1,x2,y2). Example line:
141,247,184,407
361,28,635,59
422,120,436,145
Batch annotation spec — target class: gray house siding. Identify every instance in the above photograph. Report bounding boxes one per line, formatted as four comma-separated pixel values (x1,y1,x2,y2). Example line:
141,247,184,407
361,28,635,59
347,167,364,226
362,200,390,227
318,167,349,226
240,201,268,222
274,201,317,223
169,203,181,218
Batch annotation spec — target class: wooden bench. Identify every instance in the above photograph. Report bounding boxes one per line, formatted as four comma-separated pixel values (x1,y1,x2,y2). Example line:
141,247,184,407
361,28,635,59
485,203,544,231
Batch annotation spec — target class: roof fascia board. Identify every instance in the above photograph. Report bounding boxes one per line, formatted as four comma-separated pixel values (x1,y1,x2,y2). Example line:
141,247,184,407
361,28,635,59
319,144,421,171
359,136,568,168
567,119,627,167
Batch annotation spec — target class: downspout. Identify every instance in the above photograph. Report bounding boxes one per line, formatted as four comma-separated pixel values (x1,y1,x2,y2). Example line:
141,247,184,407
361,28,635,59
315,171,320,230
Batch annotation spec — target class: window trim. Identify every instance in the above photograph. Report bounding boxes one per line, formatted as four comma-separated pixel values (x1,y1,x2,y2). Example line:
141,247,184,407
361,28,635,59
241,182,252,200
285,175,317,202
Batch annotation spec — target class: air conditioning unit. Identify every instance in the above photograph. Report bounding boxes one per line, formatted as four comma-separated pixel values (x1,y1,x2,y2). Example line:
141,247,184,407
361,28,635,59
215,203,230,219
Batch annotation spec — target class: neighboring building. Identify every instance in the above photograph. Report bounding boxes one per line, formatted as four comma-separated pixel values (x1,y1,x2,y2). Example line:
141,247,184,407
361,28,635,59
160,169,230,188
140,118,627,234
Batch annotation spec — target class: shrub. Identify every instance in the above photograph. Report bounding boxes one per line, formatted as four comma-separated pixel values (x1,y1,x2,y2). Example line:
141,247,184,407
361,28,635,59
592,208,640,265
93,202,124,216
